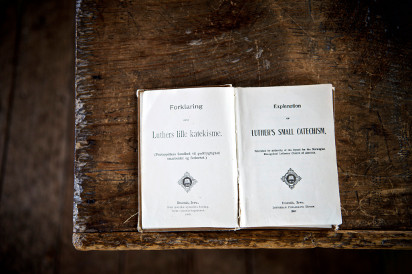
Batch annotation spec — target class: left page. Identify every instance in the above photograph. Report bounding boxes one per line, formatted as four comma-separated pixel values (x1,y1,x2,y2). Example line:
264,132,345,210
138,87,238,231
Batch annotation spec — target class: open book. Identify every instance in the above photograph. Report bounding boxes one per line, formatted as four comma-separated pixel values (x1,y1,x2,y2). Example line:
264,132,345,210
137,84,342,232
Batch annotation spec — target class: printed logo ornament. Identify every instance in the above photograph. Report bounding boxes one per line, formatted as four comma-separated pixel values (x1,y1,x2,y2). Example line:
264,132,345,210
281,168,302,189
178,172,198,193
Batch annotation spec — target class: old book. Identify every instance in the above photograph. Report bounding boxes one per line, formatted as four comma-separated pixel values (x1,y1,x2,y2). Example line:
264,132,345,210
137,84,342,232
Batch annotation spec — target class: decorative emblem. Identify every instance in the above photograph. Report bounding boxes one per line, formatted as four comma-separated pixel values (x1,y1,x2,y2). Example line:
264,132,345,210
281,168,302,189
178,172,198,193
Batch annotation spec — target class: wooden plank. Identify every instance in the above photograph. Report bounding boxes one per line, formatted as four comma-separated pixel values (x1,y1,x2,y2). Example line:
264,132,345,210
73,230,412,250
252,249,317,274
0,0,18,194
0,0,75,272
125,249,247,274
124,250,189,274
191,250,247,274
252,248,412,274
56,1,121,273
75,0,411,248
309,249,390,274
124,248,412,273
59,248,119,274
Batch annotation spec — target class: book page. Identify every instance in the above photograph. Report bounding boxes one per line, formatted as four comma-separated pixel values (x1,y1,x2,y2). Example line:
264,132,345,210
139,87,238,230
236,84,342,228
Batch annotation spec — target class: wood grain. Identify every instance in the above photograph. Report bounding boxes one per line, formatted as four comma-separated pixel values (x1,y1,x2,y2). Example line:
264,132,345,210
124,250,191,274
0,0,76,272
75,0,411,249
73,230,412,250
0,0,18,195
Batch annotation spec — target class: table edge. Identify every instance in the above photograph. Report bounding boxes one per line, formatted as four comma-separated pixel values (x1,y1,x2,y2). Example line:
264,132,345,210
72,230,412,251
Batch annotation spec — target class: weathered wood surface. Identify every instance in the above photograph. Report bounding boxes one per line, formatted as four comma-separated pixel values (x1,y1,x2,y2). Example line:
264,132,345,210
73,230,412,250
75,0,411,249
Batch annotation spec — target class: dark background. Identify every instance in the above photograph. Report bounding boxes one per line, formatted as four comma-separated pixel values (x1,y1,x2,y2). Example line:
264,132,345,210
0,0,410,273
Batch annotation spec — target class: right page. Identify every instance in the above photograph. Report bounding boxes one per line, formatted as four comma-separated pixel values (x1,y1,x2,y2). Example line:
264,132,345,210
236,84,342,228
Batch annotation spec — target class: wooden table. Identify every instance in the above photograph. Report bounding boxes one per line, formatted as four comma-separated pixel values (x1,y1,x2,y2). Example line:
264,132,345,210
74,0,411,250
